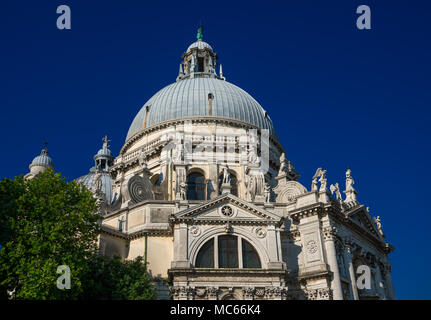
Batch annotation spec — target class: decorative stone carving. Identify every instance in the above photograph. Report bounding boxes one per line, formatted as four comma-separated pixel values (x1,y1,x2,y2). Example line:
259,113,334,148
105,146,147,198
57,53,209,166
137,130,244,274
244,168,265,202
220,205,233,217
277,152,299,181
306,240,318,254
224,221,233,234
311,168,321,191
179,182,187,200
254,288,265,297
373,214,385,237
128,175,154,204
175,164,187,200
264,183,271,203
247,144,259,164
222,166,231,184
344,168,358,204
330,182,343,202
242,287,255,298
279,152,287,175
319,169,327,192
306,288,333,300
254,226,267,238
322,226,337,241
173,141,184,163
93,167,103,195
170,286,193,299
195,288,206,297
189,226,201,237
273,180,307,203
207,287,219,299
265,287,283,298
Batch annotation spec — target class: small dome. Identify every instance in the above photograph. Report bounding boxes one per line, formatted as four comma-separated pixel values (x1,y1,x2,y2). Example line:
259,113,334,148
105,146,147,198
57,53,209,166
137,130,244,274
76,171,113,203
95,147,112,157
76,136,114,202
30,148,53,170
187,40,213,52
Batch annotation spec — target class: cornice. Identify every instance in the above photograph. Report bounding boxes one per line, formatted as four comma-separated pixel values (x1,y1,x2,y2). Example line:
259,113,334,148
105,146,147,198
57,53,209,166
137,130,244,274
100,224,173,241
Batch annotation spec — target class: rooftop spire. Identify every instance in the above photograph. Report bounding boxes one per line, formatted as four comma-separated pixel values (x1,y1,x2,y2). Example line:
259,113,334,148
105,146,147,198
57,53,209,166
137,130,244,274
41,141,49,156
197,26,204,41
102,135,111,149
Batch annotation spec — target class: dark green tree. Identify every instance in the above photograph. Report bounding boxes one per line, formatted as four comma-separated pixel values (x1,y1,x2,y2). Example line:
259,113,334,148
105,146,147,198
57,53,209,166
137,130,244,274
0,169,100,299
83,256,157,300
0,169,157,300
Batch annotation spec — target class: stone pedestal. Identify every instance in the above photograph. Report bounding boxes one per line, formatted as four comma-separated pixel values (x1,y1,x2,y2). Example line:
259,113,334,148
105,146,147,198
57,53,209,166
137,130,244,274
176,200,189,211
220,182,231,194
264,203,275,211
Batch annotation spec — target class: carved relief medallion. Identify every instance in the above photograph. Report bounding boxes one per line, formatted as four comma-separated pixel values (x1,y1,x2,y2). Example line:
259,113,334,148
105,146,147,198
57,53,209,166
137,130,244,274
189,226,201,237
254,227,267,238
306,240,318,254
220,205,234,217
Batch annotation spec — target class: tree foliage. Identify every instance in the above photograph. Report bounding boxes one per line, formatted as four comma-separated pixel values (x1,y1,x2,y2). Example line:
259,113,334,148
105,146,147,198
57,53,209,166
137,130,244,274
0,170,156,300
83,256,157,300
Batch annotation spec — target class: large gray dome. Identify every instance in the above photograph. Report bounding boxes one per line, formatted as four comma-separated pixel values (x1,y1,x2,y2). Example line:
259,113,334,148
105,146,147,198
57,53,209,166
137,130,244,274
126,78,276,141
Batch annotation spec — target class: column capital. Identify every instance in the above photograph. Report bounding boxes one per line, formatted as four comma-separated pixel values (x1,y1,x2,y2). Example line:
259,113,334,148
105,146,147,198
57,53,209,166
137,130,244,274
322,226,337,241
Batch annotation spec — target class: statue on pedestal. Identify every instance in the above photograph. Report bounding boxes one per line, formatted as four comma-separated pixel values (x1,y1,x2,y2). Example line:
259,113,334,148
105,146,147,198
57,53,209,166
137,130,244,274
330,183,343,202
179,182,187,201
312,168,322,191
344,168,358,203
264,183,271,203
319,169,327,192
222,166,231,184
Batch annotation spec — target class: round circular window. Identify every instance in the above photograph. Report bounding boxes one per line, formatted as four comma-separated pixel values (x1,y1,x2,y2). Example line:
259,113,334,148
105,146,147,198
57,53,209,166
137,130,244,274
220,205,234,217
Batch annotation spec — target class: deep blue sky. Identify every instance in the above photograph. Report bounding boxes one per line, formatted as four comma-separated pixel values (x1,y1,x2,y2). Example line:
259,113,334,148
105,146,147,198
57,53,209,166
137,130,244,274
1,0,430,299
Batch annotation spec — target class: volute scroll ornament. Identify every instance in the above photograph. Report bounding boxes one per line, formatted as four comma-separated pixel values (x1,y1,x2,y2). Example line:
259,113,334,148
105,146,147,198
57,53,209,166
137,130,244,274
128,175,154,204
273,180,307,203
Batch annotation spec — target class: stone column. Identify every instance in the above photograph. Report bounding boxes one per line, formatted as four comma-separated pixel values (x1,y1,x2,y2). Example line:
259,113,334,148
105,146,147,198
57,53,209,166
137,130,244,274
384,264,396,300
323,227,343,300
267,224,284,269
374,263,385,299
344,242,359,300
171,223,190,268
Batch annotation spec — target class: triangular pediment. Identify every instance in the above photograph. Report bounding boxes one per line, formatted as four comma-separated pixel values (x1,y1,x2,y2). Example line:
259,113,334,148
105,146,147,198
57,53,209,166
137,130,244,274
173,194,283,225
347,206,382,240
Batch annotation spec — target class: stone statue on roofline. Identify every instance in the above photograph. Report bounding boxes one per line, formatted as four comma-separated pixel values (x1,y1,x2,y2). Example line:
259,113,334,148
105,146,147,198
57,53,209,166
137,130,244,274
330,183,343,202
344,168,358,203
319,169,327,192
312,168,322,191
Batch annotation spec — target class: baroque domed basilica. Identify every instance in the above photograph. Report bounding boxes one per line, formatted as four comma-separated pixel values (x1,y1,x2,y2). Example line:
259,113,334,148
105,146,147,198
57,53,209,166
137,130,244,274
26,28,395,300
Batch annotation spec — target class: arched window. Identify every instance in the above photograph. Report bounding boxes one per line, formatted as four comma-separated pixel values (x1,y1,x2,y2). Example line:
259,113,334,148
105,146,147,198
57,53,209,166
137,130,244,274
218,171,238,196
195,235,261,269
242,239,261,268
195,238,214,268
218,235,238,268
187,172,206,200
